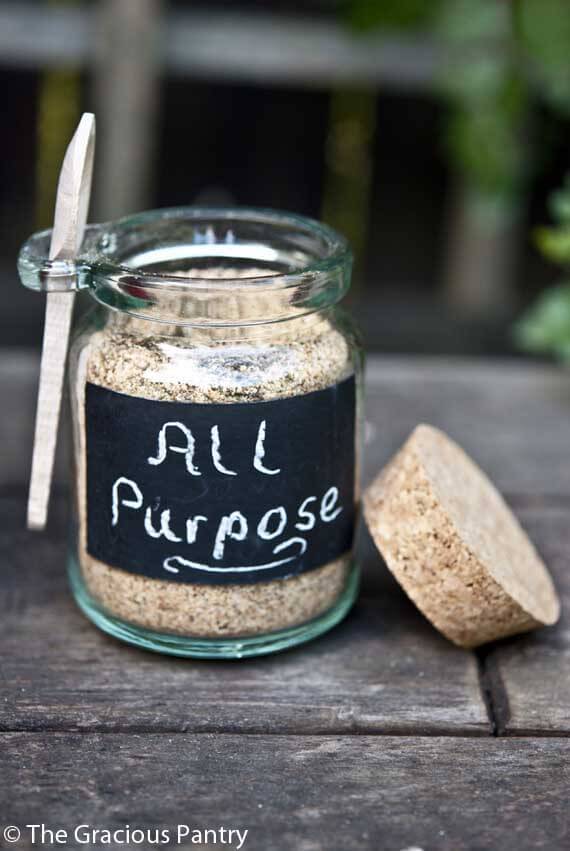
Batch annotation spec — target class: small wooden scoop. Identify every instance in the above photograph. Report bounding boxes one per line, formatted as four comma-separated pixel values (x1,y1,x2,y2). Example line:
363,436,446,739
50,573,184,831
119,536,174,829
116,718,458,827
28,113,96,530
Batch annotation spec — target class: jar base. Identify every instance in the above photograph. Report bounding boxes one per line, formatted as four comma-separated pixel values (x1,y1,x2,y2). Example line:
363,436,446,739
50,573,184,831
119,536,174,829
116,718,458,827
68,559,360,659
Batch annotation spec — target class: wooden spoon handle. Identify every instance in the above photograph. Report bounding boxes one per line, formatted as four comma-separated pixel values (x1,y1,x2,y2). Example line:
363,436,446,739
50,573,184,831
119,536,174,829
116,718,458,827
28,113,96,530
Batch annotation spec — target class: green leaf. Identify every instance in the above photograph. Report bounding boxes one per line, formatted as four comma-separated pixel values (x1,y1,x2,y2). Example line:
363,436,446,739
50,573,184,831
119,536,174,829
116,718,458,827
437,0,509,43
534,226,570,265
516,0,570,112
445,92,528,198
514,282,570,358
344,0,441,32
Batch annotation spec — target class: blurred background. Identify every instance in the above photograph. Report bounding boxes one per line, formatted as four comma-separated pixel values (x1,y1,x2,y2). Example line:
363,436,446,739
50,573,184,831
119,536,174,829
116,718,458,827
2,0,570,355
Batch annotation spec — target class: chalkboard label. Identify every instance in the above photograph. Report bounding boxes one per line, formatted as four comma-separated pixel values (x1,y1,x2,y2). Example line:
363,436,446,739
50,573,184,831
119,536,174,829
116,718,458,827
86,377,356,585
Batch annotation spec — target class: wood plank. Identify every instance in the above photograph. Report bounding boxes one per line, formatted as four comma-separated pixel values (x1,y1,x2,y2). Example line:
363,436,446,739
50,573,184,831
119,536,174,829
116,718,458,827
0,492,487,735
364,358,570,499
0,351,38,488
485,507,570,735
0,3,439,91
0,734,568,850
0,351,67,491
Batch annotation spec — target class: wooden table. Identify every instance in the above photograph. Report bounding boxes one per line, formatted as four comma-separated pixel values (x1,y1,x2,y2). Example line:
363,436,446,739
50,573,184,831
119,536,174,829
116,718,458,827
1,352,568,851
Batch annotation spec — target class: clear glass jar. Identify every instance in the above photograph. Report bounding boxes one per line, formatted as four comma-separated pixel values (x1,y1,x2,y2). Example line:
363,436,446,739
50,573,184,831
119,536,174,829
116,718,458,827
20,207,363,658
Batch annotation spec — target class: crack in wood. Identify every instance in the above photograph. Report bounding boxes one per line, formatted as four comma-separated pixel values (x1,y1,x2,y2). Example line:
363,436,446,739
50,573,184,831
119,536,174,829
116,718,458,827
476,645,511,736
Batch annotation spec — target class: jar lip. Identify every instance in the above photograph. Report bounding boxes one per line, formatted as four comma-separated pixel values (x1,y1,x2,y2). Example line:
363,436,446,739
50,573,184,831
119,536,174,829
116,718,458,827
84,206,351,289
18,206,353,325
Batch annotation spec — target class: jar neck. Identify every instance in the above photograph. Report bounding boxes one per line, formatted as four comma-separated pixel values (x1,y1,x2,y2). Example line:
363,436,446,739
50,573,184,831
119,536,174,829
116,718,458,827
101,302,338,344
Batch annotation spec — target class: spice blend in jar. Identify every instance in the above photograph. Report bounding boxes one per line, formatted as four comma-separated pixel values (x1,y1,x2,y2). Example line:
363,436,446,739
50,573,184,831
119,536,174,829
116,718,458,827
22,208,363,658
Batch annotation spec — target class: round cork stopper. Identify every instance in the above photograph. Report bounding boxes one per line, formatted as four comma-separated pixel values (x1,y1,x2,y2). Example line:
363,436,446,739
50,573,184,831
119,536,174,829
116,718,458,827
363,424,560,648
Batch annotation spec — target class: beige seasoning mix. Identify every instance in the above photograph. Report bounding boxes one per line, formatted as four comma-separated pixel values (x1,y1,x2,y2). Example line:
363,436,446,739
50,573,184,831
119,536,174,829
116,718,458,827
70,268,355,638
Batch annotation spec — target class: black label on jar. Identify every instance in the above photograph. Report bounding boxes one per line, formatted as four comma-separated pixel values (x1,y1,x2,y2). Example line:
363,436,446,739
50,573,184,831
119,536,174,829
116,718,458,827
86,377,356,585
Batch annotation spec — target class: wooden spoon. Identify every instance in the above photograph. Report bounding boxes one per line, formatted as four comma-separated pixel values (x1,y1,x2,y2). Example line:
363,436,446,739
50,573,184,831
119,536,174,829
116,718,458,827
28,113,96,530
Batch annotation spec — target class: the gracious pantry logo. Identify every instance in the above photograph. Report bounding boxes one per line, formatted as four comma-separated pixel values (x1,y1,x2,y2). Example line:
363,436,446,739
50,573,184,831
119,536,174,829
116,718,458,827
3,824,248,848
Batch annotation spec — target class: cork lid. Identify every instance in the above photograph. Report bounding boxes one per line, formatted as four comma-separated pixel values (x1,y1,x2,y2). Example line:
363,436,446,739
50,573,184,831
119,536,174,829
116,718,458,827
363,424,560,648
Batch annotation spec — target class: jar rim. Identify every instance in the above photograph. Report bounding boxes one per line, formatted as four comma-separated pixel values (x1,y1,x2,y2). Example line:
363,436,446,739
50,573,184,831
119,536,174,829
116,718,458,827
19,206,353,326
86,206,351,288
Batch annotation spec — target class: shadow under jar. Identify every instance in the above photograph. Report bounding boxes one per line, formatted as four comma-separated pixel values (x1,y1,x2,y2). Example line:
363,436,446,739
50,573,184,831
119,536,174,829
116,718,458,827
24,208,363,658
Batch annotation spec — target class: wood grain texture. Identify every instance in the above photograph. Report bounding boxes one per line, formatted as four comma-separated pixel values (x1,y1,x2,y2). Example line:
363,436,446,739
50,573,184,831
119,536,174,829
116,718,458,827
363,358,570,498
362,359,570,734
0,352,68,491
27,293,74,530
0,351,43,488
0,493,487,734
3,353,570,844
1,734,568,851
484,507,570,735
3,353,570,735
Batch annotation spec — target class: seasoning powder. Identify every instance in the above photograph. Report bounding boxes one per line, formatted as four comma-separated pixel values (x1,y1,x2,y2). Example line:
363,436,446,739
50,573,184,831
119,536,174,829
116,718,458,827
71,269,357,638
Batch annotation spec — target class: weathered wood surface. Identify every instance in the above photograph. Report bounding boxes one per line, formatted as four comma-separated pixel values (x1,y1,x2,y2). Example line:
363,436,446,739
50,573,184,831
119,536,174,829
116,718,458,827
3,352,570,848
2,352,570,738
363,360,570,736
0,493,487,734
486,507,570,735
1,734,568,851
363,358,570,498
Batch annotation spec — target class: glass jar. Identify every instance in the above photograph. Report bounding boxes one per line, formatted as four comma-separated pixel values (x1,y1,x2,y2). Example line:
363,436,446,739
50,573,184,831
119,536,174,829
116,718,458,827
19,207,363,658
